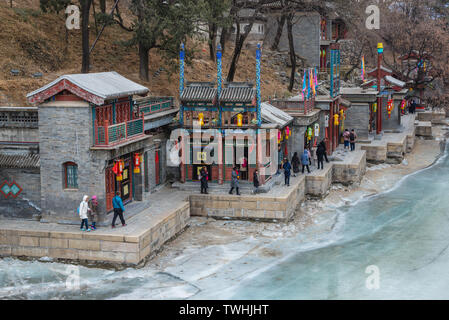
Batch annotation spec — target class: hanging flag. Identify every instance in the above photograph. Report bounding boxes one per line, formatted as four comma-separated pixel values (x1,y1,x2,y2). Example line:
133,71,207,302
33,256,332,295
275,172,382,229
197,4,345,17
302,70,306,100
310,69,316,96
307,70,311,99
361,56,365,81
314,67,318,89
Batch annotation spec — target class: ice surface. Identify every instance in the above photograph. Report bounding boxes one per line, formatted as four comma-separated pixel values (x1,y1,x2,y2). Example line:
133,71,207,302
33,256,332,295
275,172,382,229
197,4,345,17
2,146,449,299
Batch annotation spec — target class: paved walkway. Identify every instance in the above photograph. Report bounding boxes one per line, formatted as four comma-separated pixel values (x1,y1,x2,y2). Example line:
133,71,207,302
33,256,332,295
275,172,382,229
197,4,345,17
0,188,190,240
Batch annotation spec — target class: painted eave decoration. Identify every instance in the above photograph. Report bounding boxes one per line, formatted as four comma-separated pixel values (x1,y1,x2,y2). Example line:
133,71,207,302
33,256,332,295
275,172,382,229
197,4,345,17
26,71,149,105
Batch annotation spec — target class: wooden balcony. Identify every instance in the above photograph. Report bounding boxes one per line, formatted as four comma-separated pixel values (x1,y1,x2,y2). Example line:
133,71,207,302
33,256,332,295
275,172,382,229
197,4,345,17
135,96,174,116
93,115,146,148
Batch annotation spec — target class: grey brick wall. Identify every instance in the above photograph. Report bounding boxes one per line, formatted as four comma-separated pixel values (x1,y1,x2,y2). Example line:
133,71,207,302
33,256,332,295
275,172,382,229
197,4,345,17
344,103,370,140
265,12,320,67
38,105,106,223
0,168,41,219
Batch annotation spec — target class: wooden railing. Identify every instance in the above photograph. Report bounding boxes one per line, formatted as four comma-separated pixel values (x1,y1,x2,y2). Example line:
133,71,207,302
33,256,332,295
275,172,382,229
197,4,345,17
94,115,145,146
135,96,174,116
270,98,315,115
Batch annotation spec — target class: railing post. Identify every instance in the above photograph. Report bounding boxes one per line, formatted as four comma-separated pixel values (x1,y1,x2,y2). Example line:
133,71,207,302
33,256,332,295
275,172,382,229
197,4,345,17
94,119,98,145
104,119,109,145
125,120,128,140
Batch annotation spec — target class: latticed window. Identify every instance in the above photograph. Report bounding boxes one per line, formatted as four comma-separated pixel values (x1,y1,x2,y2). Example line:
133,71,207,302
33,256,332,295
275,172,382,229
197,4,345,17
64,162,78,189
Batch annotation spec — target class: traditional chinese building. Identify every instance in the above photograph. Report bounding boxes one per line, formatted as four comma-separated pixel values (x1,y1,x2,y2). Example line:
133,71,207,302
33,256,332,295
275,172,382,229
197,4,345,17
20,72,176,223
270,43,347,155
176,44,292,186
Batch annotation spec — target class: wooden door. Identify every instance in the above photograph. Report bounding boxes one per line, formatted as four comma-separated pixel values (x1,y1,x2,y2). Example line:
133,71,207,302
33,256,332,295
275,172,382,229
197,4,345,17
105,166,115,212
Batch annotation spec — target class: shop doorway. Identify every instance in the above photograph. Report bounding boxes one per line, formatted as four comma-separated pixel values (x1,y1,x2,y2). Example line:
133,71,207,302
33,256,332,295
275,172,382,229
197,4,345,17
119,158,132,203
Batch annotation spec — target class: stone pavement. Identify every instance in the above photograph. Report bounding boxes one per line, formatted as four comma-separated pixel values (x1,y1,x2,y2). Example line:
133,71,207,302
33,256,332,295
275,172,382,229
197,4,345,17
0,188,190,266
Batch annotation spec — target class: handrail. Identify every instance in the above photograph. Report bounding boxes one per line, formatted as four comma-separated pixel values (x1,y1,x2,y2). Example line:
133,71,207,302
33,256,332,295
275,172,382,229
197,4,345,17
94,115,145,146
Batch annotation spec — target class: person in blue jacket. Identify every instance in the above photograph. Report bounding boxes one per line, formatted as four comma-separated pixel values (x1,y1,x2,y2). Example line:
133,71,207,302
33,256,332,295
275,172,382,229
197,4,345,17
283,158,292,186
301,149,311,174
112,192,126,228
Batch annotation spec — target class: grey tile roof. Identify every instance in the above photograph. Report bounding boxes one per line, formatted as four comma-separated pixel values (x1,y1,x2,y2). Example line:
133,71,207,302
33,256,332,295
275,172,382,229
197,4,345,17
261,102,293,128
0,153,40,169
220,83,256,103
181,82,217,103
27,72,149,103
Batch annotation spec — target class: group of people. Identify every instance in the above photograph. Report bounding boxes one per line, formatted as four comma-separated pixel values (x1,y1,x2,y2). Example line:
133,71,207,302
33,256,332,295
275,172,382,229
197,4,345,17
283,139,330,186
78,192,126,231
343,129,357,151
78,195,99,232
198,165,260,195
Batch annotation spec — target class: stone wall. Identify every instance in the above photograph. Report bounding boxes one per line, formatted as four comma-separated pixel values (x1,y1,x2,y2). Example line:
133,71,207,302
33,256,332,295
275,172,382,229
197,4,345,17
38,104,106,224
333,152,367,185
0,107,39,143
0,202,190,266
415,121,433,138
0,168,41,219
305,164,333,197
361,144,387,163
190,176,305,222
0,127,39,143
344,103,370,140
382,98,401,130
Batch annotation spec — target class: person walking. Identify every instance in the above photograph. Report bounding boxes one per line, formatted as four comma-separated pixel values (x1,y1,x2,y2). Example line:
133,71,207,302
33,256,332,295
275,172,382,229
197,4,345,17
350,129,357,151
301,149,311,174
229,167,240,195
292,152,300,177
410,100,417,114
200,166,209,194
283,158,292,186
343,129,350,150
253,169,260,194
318,139,329,163
112,192,126,228
79,195,91,232
316,143,326,170
88,195,99,230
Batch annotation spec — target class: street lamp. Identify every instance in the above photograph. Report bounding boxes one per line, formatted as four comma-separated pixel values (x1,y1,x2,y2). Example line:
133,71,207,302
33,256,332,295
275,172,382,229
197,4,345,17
377,43,384,54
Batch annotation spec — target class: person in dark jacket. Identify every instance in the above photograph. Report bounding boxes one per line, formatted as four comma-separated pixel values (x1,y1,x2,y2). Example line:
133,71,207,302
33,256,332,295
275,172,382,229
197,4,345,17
283,158,292,186
253,169,260,194
301,149,311,174
410,100,417,114
112,192,126,228
350,129,357,151
318,140,329,163
200,166,209,194
292,152,300,177
229,167,240,195
316,144,326,170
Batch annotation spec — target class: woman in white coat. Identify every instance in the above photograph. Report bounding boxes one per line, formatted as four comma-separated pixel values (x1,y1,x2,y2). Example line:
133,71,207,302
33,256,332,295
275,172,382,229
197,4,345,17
79,195,91,231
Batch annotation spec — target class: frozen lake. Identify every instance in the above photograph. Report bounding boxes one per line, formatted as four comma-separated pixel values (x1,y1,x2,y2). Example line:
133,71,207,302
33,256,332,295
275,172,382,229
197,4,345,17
1,145,449,299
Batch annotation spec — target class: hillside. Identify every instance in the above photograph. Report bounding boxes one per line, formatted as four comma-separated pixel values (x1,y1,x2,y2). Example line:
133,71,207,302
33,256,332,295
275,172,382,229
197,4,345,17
0,0,293,106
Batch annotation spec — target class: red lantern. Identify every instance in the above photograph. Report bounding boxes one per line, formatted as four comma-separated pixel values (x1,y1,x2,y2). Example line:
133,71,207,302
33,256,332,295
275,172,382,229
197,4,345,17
113,159,124,181
387,100,394,118
133,153,141,173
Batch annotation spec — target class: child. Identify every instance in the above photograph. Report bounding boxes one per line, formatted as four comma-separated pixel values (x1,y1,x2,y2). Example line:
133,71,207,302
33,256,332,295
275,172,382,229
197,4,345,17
79,195,91,232
89,195,99,230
